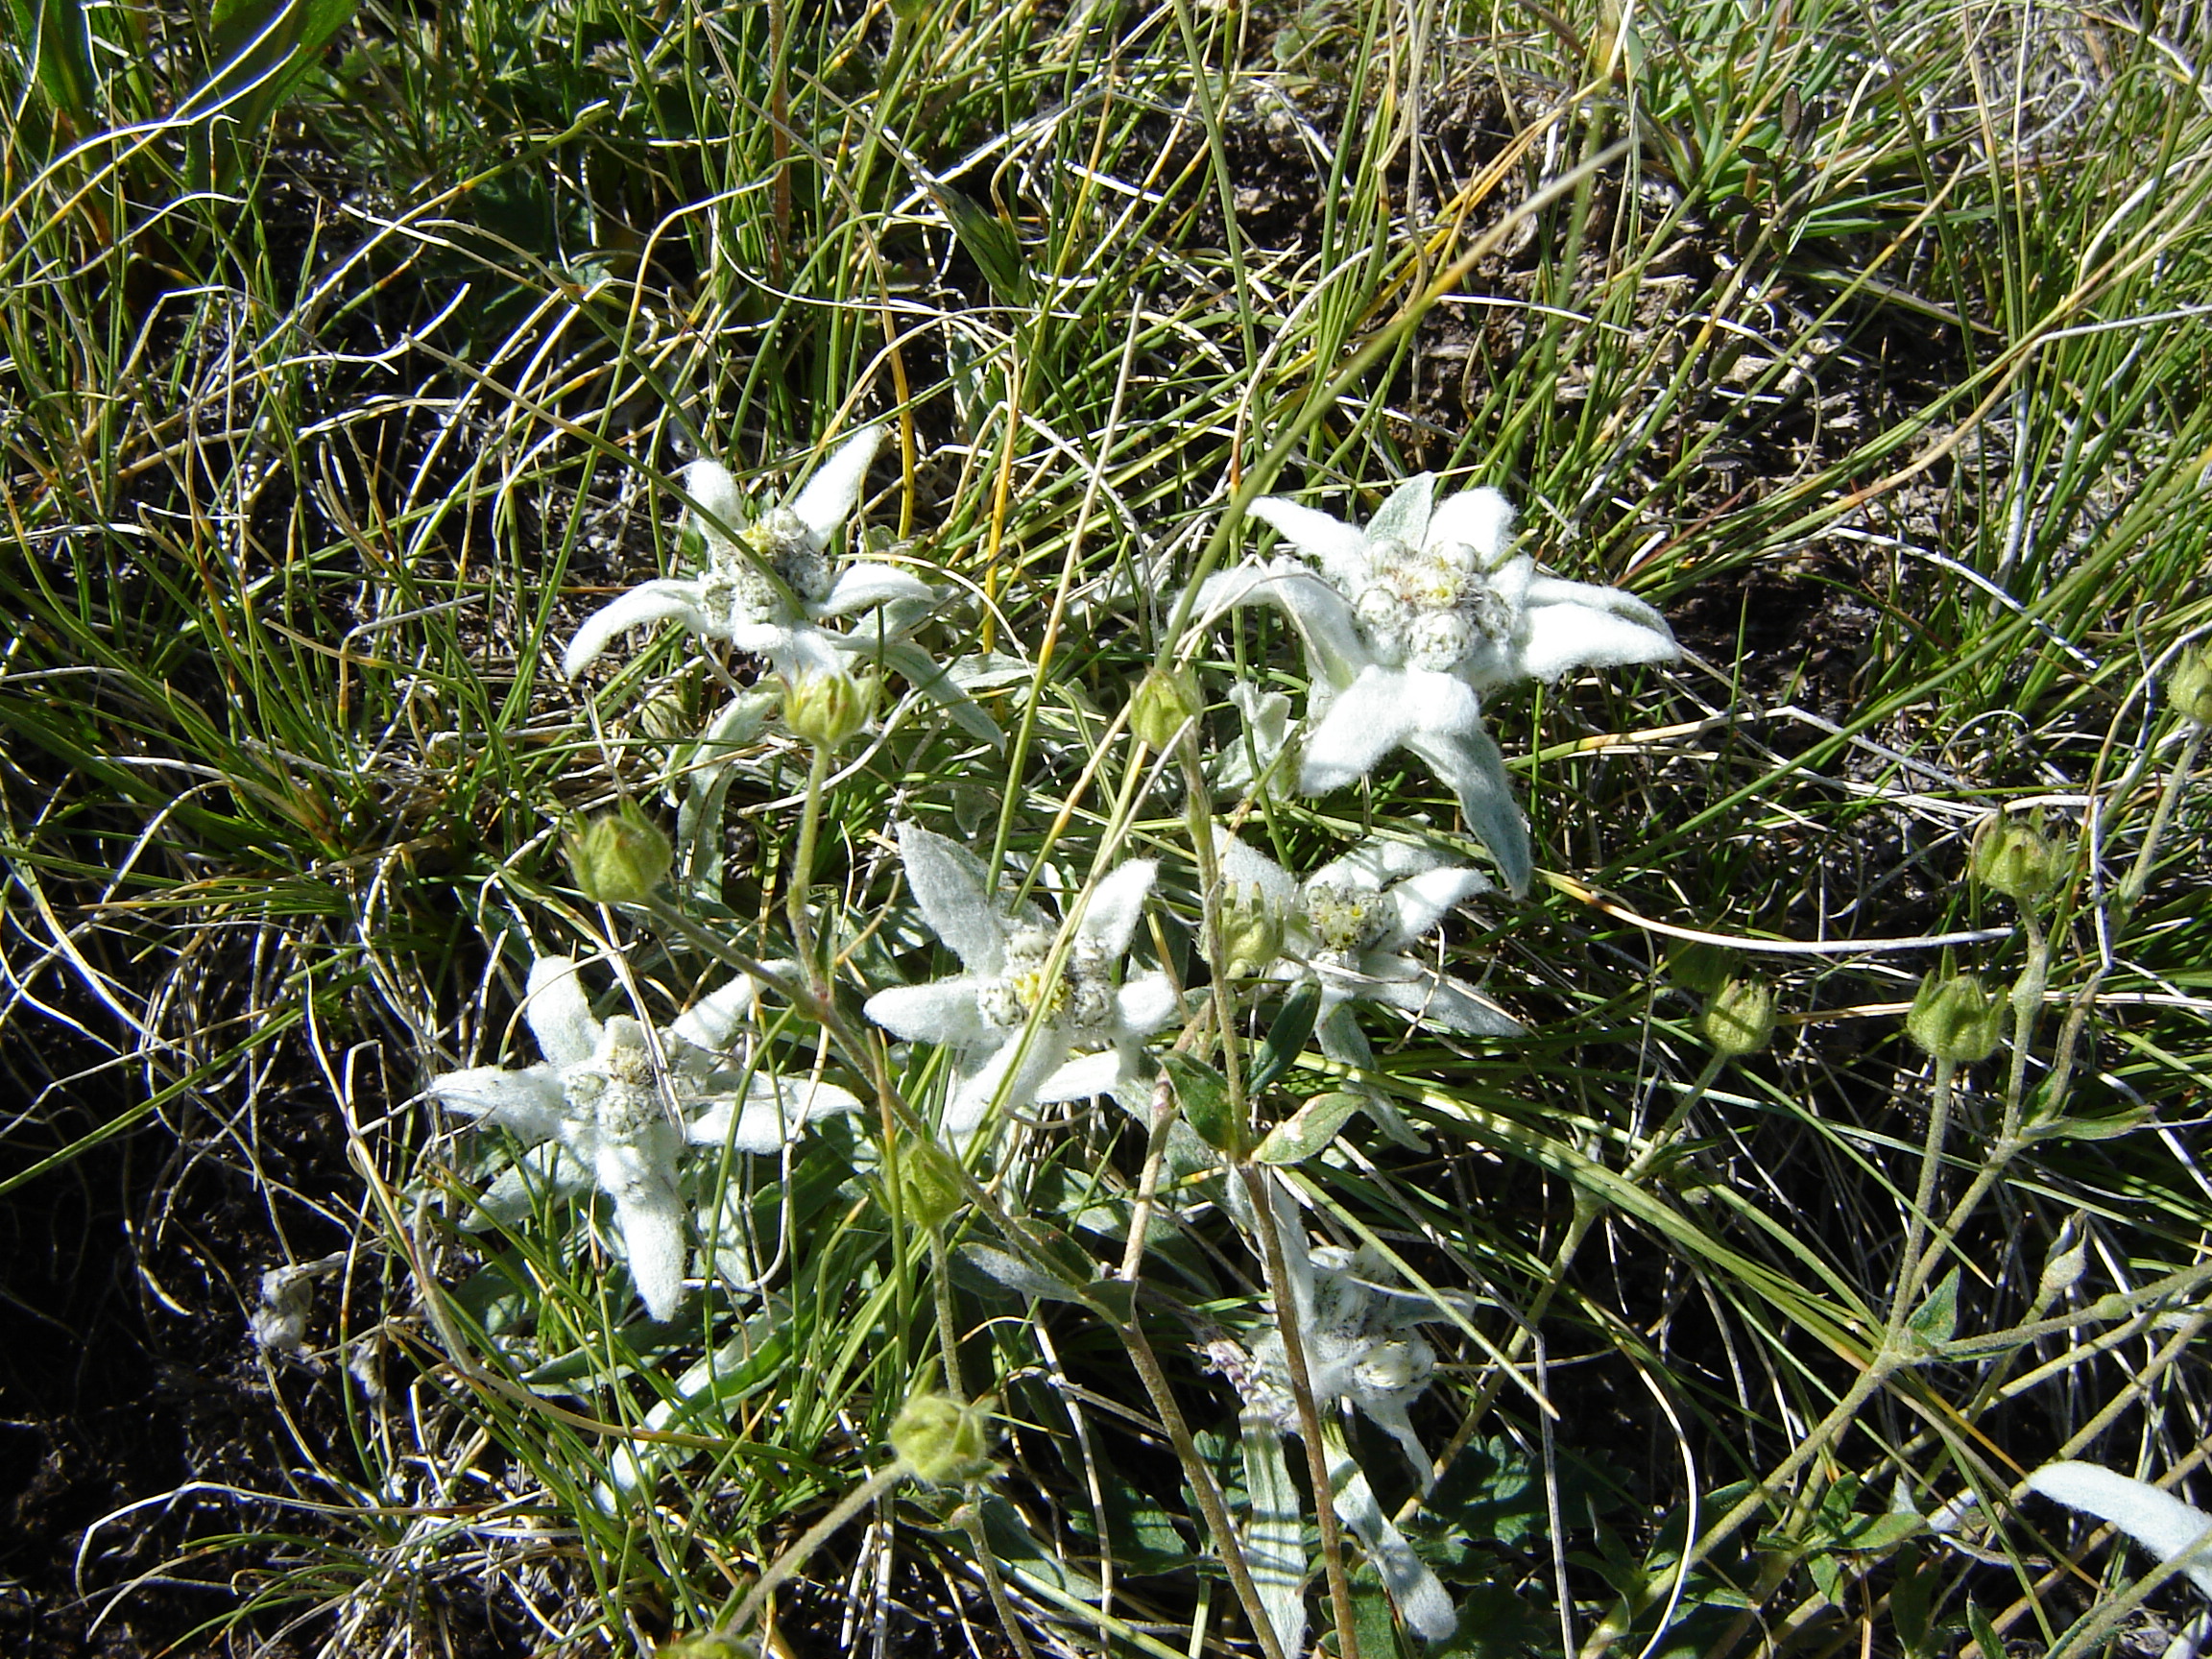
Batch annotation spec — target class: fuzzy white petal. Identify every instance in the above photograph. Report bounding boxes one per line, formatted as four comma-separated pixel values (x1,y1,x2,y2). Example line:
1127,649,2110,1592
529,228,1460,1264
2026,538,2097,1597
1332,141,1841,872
1524,573,1671,635
681,460,749,538
1405,727,1532,899
789,424,883,548
1310,838,1447,892
666,973,758,1058
1359,962,1524,1037
942,1031,1074,1142
1033,1047,1126,1104
1195,561,1372,691
2025,1461,2212,1596
1330,1453,1457,1642
1250,496,1375,593
1300,667,1429,792
1426,486,1516,565
816,562,938,615
896,823,1009,974
1384,865,1492,946
688,1073,865,1152
864,979,995,1050
1115,973,1181,1036
524,956,601,1070
1078,860,1157,958
563,581,713,678
430,1063,568,1138
1512,590,1678,684
595,1130,688,1321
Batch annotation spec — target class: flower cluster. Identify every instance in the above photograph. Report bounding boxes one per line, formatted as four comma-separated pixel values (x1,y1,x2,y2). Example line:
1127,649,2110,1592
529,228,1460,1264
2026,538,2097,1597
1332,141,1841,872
418,425,1681,1647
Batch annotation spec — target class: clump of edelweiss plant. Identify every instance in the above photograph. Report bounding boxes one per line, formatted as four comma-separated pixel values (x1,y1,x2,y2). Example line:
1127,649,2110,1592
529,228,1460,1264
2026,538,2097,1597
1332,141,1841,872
1198,475,1676,893
429,956,859,1320
862,823,1179,1143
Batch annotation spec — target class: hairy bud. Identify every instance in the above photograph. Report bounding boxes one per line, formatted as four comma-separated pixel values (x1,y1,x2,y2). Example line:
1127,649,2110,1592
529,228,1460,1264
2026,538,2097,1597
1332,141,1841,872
1216,880,1286,977
565,804,672,904
782,668,877,751
895,1136,969,1232
890,1392,996,1486
1129,665,1202,750
1666,940,1738,998
2169,645,2212,727
1907,973,2004,1063
1699,977,1776,1058
1971,811,2059,905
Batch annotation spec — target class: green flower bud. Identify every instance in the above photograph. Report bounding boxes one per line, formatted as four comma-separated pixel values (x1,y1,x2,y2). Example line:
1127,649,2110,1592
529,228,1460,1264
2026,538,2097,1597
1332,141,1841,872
1216,880,1286,977
564,804,672,903
1698,977,1776,1058
1970,810,2059,905
895,1136,969,1231
889,1392,995,1486
782,668,877,751
2169,644,2212,727
657,1635,754,1659
1128,665,1201,750
1666,939,1738,998
1906,973,2004,1063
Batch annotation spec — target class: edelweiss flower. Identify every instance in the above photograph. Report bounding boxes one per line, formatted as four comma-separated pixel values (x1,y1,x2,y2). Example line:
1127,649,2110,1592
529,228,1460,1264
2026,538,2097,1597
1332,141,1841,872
1225,1188,1464,1645
429,957,860,1320
1197,475,1676,894
563,428,1001,747
1214,831,1521,1062
863,824,1180,1143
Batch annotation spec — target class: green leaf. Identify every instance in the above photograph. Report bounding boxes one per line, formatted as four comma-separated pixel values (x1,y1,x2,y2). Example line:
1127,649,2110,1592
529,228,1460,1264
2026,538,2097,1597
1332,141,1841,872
1834,1511,1925,1550
9,0,100,132
1965,1594,2004,1659
1165,1052,1241,1155
929,183,1032,305
198,0,361,183
956,1243,1087,1303
1249,981,1321,1096
1255,1091,1364,1166
1908,1267,1960,1348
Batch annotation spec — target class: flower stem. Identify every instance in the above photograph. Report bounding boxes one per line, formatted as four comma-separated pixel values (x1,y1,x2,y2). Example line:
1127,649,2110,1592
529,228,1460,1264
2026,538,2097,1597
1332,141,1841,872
787,741,834,996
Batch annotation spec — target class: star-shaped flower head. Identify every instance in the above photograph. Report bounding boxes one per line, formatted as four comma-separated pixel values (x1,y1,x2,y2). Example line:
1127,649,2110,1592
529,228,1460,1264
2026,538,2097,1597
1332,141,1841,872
1224,1184,1466,1645
1196,475,1676,894
863,824,1181,1144
563,427,1001,747
428,957,861,1320
1215,831,1521,1064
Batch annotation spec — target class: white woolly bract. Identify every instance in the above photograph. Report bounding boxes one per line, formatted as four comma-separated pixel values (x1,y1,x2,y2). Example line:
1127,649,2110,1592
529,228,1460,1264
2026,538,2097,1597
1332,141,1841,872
2025,1460,2212,1595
